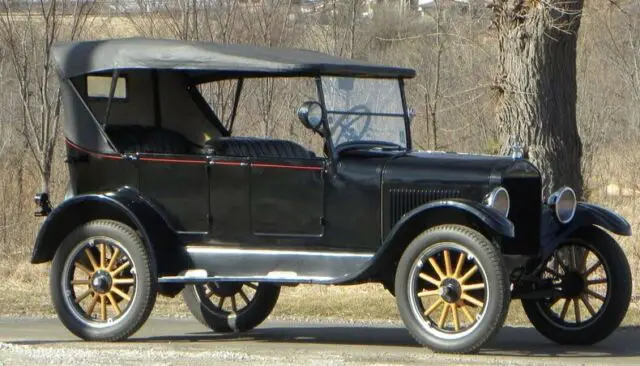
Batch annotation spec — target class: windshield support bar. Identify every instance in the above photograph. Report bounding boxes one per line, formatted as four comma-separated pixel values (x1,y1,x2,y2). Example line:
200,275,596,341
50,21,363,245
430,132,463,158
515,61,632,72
227,78,244,134
103,69,120,127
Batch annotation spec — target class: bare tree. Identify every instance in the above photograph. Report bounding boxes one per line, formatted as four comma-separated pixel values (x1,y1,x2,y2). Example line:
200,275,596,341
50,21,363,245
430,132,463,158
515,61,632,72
490,0,585,197
0,0,92,193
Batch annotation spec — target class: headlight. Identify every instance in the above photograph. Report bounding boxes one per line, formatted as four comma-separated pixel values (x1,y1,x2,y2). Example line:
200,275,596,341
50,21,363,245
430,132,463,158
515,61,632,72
547,186,577,224
485,187,510,216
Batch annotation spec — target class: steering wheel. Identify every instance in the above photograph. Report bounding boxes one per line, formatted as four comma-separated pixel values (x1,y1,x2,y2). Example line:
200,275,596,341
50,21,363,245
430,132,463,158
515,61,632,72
330,104,373,145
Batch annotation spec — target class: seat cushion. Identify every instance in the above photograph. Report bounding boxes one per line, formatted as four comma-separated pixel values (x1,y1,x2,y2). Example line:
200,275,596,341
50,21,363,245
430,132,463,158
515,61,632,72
105,126,196,155
205,137,315,159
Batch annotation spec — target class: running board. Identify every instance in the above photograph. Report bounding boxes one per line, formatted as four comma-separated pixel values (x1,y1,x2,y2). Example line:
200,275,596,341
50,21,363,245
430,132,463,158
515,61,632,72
165,246,375,284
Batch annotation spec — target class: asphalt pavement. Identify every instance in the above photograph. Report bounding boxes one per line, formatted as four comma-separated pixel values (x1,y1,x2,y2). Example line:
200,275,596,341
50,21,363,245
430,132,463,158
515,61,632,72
0,317,638,365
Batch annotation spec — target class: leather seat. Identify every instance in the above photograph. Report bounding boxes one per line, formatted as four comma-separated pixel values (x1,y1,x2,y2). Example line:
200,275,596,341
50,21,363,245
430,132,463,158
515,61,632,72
205,137,315,159
105,125,196,154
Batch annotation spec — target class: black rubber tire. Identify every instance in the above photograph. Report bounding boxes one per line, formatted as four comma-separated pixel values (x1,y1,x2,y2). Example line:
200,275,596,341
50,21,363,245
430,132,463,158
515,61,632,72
50,220,157,341
522,226,631,345
395,224,510,354
183,283,280,332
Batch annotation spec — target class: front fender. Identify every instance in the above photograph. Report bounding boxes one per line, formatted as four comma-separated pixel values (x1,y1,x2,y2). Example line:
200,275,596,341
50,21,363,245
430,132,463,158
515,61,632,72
540,202,631,259
31,187,179,271
387,199,515,240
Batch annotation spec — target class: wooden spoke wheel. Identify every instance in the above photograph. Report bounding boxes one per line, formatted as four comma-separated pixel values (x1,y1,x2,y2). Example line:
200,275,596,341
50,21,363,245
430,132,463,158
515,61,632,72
522,227,631,345
183,282,280,333
50,220,156,341
395,225,509,354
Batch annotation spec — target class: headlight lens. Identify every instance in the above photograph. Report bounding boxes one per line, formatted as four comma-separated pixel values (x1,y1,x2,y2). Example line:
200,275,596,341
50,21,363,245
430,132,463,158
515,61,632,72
485,187,510,216
547,186,577,224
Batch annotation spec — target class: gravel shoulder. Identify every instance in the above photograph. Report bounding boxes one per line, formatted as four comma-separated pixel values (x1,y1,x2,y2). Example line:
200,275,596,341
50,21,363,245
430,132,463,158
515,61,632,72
1,318,639,365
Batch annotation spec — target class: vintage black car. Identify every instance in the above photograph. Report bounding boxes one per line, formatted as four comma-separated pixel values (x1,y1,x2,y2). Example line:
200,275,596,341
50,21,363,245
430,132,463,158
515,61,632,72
31,38,632,354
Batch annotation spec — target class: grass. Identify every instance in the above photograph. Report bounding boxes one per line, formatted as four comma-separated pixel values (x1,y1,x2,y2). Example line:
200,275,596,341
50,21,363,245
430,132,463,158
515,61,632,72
1,259,639,327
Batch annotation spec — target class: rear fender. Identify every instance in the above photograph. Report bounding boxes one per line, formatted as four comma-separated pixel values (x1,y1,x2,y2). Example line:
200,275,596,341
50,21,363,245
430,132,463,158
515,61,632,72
31,187,183,277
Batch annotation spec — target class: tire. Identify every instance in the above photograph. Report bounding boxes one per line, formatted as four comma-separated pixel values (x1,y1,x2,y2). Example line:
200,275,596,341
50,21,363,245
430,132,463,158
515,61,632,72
183,282,280,332
395,224,509,354
50,220,157,341
521,226,631,345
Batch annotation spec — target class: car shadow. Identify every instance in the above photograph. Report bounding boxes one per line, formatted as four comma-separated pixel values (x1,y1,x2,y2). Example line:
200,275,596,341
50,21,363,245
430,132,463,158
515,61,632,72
9,325,640,358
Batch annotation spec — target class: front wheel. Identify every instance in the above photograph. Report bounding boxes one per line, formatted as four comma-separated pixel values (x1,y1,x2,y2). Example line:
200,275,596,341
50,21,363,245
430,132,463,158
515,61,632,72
395,225,510,354
50,220,157,341
522,226,631,345
183,282,280,332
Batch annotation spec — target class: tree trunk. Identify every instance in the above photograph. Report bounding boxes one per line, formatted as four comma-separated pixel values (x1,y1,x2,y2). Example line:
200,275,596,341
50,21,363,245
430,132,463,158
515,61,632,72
492,0,585,198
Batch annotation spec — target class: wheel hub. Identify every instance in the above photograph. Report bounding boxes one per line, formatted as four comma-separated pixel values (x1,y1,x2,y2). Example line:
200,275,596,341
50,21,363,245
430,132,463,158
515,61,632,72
561,271,585,298
439,278,462,303
91,270,113,294
207,282,242,297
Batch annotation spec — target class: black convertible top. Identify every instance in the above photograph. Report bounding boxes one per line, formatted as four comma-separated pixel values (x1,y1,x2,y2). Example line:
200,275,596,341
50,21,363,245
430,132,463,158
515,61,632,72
53,37,416,80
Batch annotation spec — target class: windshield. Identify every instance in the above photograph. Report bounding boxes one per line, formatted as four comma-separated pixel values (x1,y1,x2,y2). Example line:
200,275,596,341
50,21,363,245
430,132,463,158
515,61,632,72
321,77,407,149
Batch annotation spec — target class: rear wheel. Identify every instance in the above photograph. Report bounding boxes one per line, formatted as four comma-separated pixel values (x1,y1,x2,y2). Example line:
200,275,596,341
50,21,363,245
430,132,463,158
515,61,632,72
50,220,157,341
183,282,280,332
522,227,631,345
395,225,509,354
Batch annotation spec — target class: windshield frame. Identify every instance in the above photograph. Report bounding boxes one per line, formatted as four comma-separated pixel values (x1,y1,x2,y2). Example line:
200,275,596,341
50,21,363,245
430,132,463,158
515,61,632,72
315,76,412,158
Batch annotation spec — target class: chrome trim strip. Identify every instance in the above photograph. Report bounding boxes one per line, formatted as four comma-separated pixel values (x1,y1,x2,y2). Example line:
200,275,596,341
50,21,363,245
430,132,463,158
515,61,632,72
158,275,335,284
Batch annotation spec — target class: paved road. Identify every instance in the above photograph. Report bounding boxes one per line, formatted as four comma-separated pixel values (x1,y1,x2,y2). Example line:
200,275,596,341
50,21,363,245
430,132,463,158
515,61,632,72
0,318,638,365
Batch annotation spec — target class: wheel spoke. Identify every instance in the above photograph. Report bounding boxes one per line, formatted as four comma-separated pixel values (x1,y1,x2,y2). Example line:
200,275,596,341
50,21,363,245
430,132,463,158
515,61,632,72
570,246,578,270
459,265,478,284
417,289,439,297
559,298,570,320
443,250,452,276
106,293,122,315
100,295,107,321
461,283,485,291
99,243,106,269
428,257,446,280
107,247,120,271
231,296,238,313
459,302,474,322
553,253,570,273
86,294,99,317
111,286,131,301
579,247,590,272
581,294,596,317
453,252,466,278
461,293,484,308
587,278,607,285
583,260,602,277
245,283,258,290
573,298,581,324
71,279,90,286
418,272,441,287
239,289,251,305
437,302,450,328
544,267,562,279
75,262,93,275
585,289,606,301
423,298,444,316
84,248,99,271
111,261,131,277
218,296,226,309
451,304,460,331
75,289,92,303
113,278,135,285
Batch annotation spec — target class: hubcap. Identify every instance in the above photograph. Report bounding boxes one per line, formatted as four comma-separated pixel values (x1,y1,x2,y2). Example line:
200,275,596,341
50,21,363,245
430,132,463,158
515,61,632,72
409,244,489,336
561,271,586,298
91,270,113,294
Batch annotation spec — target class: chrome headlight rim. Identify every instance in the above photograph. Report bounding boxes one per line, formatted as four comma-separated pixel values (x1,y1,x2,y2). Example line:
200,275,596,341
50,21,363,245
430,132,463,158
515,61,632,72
485,186,510,217
547,186,577,224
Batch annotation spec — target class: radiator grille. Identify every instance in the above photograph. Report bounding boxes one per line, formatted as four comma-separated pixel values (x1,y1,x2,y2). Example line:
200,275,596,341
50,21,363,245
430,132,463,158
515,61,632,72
389,187,462,226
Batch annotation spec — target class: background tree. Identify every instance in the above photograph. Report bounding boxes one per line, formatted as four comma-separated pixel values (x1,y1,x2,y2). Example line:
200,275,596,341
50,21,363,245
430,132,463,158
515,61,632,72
490,0,585,197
